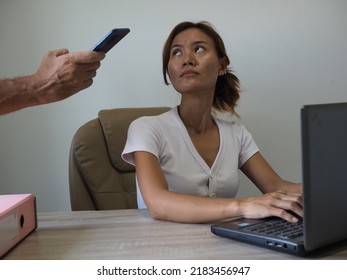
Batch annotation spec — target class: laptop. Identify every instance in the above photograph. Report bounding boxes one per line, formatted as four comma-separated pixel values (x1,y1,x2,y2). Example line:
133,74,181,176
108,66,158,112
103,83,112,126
211,102,347,256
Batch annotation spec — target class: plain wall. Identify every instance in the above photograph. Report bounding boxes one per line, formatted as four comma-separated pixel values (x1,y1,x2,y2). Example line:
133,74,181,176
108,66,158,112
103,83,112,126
1,0,346,212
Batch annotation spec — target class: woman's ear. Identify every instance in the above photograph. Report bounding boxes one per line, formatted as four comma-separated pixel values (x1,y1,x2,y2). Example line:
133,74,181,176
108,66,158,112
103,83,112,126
218,57,228,76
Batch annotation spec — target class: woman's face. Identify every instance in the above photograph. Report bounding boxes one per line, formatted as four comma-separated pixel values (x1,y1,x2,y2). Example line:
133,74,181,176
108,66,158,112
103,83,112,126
167,28,225,95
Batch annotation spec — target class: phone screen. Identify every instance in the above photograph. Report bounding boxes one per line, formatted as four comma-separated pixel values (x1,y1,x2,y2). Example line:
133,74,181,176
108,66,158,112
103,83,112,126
91,28,130,53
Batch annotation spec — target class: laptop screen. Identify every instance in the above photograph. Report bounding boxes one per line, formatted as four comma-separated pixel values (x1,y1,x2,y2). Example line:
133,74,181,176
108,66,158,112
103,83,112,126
301,102,347,250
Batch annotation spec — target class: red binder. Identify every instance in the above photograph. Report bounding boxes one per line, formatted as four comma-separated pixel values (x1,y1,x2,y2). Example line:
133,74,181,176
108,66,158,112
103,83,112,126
0,194,37,258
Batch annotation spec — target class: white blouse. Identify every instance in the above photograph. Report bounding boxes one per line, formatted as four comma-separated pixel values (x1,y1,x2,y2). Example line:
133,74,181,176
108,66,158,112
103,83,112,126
122,107,259,208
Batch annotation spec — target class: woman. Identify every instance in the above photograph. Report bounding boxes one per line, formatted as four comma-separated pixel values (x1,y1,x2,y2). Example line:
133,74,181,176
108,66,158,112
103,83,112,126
122,21,302,223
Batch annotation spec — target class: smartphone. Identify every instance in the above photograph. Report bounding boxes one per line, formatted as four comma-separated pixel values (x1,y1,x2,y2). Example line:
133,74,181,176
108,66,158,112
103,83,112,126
91,28,130,53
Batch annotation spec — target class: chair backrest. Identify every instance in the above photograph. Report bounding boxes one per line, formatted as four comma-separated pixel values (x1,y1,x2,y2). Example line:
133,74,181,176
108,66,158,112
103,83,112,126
69,107,170,210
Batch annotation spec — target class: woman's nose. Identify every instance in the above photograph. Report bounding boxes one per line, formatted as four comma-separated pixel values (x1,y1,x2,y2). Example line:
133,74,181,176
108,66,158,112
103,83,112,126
183,56,194,66
183,53,195,66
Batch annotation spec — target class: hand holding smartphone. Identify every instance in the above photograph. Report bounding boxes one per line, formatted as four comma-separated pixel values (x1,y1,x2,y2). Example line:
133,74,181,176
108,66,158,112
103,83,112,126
91,28,130,53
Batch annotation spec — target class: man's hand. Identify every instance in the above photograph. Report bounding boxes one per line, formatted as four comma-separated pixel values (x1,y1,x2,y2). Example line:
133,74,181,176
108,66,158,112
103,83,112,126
30,49,105,104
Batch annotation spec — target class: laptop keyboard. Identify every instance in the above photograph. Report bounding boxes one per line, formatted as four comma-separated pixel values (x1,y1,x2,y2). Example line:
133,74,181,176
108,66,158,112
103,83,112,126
243,219,303,240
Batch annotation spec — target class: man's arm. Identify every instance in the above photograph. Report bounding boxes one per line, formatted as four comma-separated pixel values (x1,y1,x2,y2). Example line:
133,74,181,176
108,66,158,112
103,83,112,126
0,49,105,115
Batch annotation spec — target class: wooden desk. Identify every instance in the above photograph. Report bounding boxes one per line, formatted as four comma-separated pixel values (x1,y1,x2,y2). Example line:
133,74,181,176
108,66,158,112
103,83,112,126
3,209,347,260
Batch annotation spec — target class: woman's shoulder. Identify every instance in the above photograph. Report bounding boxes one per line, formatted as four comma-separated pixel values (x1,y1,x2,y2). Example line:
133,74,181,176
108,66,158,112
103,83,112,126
130,107,175,128
214,113,246,130
215,114,256,142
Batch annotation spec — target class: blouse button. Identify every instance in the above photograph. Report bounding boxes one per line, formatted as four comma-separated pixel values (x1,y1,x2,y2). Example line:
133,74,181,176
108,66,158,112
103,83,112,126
210,192,217,198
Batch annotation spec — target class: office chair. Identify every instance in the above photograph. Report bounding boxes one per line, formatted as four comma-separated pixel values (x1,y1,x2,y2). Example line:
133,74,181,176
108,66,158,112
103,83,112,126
68,107,170,210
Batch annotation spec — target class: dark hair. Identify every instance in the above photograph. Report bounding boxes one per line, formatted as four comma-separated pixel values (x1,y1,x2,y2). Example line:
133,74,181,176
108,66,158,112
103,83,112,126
162,21,240,116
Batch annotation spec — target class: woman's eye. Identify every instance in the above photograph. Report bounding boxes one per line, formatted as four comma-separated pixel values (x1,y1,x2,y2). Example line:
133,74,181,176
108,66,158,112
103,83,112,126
172,49,181,57
195,46,204,53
